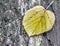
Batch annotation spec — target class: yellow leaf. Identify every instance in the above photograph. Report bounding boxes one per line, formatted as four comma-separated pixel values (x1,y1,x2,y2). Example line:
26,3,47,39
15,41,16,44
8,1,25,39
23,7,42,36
22,6,55,36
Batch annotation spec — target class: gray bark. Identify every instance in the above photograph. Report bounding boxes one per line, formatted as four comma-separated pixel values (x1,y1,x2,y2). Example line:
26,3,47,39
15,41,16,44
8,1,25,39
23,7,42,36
0,0,60,46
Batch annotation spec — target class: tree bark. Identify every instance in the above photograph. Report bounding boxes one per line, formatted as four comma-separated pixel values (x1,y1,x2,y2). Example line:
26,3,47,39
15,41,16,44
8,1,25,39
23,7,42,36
0,0,60,46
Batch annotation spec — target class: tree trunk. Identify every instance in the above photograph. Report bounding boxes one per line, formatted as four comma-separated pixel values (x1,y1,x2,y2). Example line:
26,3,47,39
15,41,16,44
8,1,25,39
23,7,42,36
0,0,60,46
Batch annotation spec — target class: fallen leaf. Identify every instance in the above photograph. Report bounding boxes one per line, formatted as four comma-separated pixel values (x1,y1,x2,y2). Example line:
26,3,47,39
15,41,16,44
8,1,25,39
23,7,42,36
22,6,55,36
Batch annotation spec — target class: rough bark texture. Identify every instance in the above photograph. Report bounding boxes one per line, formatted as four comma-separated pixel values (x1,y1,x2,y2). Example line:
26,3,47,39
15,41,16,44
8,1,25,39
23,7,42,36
0,0,60,46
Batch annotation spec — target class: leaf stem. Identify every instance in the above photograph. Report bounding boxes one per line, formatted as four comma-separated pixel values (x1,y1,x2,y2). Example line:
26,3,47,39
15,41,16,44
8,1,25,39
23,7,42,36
46,1,54,9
